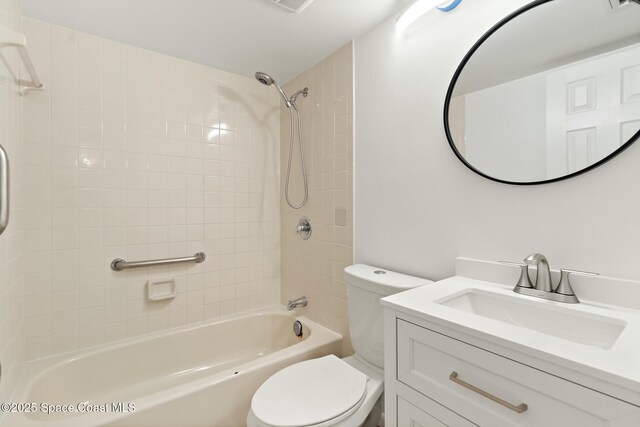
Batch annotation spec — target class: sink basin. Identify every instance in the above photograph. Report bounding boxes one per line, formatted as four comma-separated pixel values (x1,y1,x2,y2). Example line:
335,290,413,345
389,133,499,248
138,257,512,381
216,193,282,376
438,289,626,349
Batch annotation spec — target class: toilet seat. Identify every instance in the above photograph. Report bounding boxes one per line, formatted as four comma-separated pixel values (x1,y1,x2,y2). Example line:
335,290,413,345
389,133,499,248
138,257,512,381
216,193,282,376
251,355,368,427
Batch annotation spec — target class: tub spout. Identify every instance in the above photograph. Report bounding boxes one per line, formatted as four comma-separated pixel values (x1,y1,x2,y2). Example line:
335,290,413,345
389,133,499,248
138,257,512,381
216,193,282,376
287,296,308,310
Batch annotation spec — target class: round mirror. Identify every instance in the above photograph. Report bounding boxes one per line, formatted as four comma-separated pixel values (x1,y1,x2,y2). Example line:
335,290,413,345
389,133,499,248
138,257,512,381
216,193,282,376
444,0,640,185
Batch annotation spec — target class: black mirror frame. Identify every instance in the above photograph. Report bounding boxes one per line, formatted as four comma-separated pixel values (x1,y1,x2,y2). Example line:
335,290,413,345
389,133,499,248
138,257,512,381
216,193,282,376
443,0,640,186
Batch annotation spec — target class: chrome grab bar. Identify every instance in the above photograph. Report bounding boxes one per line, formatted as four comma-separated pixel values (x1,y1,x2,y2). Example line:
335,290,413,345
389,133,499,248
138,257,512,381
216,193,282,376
111,252,206,271
0,144,8,236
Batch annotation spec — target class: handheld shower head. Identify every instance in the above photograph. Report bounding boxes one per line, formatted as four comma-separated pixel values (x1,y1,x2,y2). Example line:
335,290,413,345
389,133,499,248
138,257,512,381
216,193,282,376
255,70,310,209
255,71,275,86
255,71,292,108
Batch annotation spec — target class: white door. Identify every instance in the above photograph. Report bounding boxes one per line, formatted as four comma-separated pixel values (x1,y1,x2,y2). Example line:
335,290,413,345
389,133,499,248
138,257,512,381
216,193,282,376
546,43,640,177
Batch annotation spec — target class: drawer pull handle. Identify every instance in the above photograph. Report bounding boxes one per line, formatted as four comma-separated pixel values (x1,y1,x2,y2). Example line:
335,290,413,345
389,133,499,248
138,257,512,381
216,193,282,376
449,371,528,414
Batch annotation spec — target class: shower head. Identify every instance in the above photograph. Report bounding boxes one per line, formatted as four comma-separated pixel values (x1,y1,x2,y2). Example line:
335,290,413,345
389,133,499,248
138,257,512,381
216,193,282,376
255,71,293,108
255,71,275,86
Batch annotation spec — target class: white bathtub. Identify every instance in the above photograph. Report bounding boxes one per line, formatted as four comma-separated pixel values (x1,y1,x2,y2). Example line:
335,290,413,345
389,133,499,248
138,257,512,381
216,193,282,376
2,308,342,427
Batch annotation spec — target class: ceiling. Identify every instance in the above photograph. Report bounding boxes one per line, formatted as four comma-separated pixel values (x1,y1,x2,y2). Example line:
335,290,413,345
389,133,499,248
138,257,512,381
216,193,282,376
19,0,413,83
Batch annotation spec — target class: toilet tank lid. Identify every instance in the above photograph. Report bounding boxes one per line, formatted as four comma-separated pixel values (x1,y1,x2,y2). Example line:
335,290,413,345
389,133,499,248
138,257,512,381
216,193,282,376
344,264,432,295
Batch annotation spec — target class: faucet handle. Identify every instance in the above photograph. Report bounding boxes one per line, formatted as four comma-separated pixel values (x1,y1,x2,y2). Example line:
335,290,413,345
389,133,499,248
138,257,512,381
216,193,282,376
555,269,598,303
556,269,598,294
500,261,533,289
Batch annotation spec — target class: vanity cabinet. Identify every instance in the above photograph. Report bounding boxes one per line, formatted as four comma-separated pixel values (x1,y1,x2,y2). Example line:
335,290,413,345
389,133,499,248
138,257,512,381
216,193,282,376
384,314,640,427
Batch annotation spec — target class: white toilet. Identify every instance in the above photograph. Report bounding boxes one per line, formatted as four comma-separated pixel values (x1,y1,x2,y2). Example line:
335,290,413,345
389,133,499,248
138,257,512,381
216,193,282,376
247,264,432,427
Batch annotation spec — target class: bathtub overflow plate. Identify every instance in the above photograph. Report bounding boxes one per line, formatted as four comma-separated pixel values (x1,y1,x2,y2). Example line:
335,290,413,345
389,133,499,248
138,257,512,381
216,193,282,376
293,320,303,337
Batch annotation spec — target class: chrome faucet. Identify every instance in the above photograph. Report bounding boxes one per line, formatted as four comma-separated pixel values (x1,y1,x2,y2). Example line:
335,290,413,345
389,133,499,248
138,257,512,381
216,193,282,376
287,296,308,310
524,253,553,292
504,253,598,304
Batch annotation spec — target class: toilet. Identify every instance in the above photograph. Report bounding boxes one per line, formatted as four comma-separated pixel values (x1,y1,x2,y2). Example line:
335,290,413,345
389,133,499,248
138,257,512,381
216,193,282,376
247,264,432,427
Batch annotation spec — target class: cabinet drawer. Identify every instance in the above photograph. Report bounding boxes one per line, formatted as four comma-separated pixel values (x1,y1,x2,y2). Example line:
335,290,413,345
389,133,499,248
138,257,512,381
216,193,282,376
397,319,640,427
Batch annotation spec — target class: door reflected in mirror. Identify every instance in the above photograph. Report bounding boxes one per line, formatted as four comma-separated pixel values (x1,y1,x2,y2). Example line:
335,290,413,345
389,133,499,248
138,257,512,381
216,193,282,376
445,0,640,184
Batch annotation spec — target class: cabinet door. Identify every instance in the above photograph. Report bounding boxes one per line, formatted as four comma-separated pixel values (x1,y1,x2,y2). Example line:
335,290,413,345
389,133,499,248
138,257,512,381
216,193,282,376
398,397,447,427
398,395,476,427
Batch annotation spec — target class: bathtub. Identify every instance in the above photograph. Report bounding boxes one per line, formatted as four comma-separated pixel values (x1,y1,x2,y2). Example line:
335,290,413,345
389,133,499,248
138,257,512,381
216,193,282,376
2,308,342,427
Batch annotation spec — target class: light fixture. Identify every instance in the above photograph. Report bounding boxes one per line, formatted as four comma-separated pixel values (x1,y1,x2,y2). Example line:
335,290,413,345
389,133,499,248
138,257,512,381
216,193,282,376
396,0,462,35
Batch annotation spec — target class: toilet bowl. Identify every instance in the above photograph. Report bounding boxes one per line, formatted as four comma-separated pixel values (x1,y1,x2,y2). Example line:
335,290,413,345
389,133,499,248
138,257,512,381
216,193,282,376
247,264,432,427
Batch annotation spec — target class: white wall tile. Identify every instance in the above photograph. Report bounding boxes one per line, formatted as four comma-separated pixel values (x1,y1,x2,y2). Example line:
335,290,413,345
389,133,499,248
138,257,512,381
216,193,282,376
20,18,281,361
281,43,353,355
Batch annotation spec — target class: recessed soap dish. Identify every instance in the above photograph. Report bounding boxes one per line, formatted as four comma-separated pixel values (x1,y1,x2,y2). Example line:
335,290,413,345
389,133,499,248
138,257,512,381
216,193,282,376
147,278,176,301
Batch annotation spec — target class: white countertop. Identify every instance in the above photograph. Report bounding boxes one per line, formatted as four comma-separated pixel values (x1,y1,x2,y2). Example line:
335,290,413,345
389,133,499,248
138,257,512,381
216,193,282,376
381,275,640,403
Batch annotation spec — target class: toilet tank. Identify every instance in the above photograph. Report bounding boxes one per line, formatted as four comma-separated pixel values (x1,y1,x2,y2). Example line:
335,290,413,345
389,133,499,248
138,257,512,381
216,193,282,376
344,264,432,369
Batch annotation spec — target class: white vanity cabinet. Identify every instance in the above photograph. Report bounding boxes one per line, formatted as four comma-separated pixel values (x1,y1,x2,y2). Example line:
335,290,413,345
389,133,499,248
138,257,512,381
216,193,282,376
383,311,640,427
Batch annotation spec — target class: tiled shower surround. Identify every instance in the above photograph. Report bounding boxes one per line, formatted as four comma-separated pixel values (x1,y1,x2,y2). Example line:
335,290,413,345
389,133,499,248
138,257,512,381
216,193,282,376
280,43,354,354
0,12,353,402
0,0,25,402
20,18,281,360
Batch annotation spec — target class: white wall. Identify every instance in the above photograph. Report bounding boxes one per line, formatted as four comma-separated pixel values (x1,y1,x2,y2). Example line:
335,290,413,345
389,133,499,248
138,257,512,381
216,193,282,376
464,72,547,182
20,19,281,361
354,0,640,281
